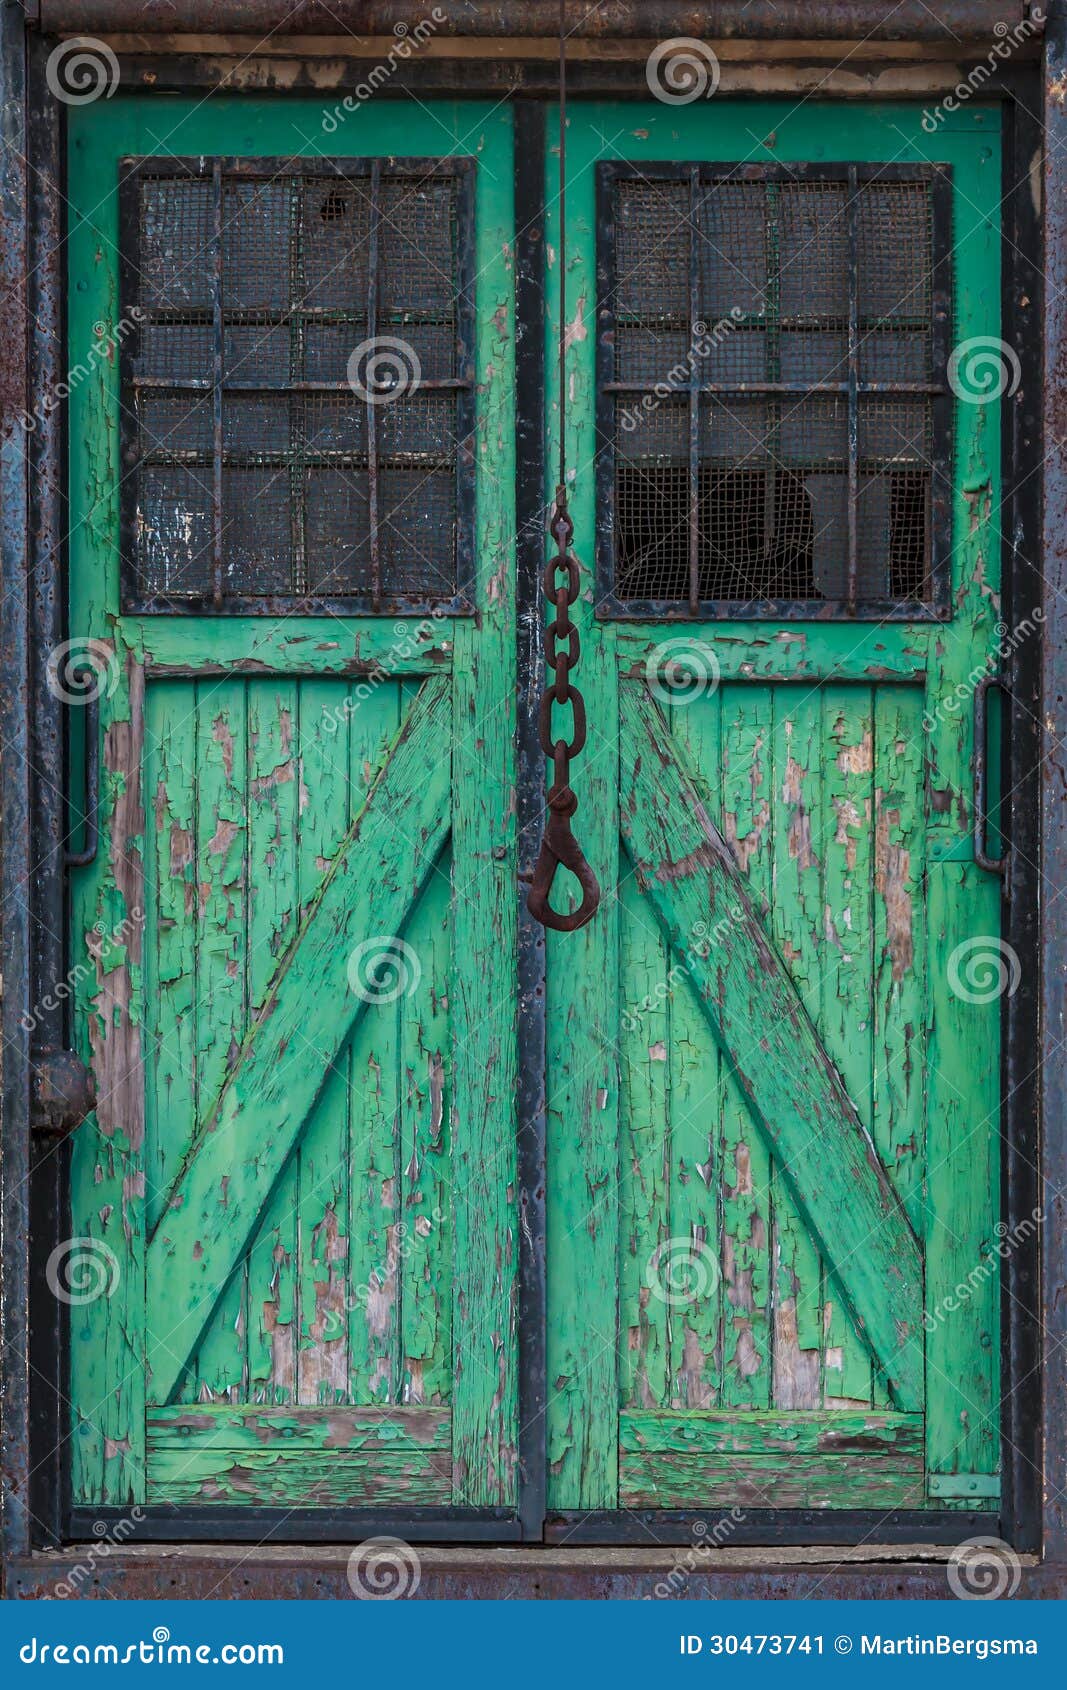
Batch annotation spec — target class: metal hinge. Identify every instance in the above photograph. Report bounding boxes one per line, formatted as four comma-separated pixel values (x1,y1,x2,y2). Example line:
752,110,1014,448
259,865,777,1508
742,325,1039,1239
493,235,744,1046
928,1473,1002,1502
30,1049,96,1140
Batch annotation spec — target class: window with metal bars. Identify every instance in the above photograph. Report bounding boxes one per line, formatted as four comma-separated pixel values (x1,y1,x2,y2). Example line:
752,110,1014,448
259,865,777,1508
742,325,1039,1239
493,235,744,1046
595,162,953,618
118,157,475,613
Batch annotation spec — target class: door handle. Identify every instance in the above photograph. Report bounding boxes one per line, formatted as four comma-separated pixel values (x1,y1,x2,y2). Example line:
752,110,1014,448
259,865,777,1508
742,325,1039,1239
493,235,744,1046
974,674,1009,879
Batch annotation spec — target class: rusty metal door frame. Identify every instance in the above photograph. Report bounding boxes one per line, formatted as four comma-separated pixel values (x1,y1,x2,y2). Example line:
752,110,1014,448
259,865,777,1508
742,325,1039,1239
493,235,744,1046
0,6,1058,1592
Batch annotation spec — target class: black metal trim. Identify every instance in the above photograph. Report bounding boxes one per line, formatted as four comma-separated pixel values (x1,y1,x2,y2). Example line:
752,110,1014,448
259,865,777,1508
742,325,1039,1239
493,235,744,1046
117,153,477,617
69,1508,523,1545
999,72,1044,1560
545,1509,1000,1547
513,99,548,1548
595,158,954,621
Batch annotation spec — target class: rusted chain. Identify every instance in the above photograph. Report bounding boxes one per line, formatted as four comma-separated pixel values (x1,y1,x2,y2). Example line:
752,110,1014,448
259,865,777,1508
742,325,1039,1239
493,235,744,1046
527,487,601,932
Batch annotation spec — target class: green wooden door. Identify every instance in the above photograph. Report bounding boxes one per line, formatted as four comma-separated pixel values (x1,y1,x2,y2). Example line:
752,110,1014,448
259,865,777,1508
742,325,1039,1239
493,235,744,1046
544,101,1006,1519
66,98,521,1518
66,91,1008,1534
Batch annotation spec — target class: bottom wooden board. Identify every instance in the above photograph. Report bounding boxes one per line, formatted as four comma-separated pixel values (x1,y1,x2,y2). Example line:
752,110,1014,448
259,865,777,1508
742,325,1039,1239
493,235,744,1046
147,1406,451,1507
620,1411,925,1510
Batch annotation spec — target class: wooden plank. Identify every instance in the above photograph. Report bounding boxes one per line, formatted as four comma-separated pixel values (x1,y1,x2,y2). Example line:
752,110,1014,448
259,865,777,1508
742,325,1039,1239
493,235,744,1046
189,679,249,1403
618,871,671,1410
146,675,452,1403
872,689,927,1231
292,680,353,1407
620,1411,924,1510
545,629,621,1506
619,683,924,1412
148,1447,450,1507
667,694,722,1411
245,679,300,1406
818,685,877,1409
621,1454,924,1511
768,688,826,1411
345,685,405,1405
617,625,929,685
448,117,520,1507
717,686,774,1409
148,1403,448,1451
399,829,452,1406
925,862,1001,1481
143,679,197,1236
131,615,454,679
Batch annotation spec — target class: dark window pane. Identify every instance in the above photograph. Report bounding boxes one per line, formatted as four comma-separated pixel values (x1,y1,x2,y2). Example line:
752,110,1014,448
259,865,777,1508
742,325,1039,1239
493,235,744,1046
122,160,473,610
605,165,945,612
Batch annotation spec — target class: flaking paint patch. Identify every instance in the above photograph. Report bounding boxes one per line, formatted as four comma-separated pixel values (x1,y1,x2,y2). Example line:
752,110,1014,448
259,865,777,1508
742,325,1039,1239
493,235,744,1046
875,807,914,984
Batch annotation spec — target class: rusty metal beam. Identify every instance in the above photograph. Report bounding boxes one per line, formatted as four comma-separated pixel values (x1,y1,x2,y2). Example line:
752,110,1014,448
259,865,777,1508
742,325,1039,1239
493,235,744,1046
3,1546,1064,1600
0,0,33,1573
36,2,1039,43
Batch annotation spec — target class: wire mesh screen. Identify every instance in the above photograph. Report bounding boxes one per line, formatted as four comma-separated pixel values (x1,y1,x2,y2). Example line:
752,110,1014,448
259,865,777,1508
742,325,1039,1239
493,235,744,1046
601,165,950,614
120,158,475,611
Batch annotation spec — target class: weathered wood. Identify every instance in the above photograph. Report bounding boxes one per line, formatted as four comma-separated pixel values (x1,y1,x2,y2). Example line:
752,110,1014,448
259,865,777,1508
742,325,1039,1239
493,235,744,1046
149,1403,448,1450
667,695,723,1413
619,683,924,1412
818,686,877,1410
620,1411,924,1509
618,871,671,1410
146,676,452,1403
71,651,147,1504
293,681,355,1408
148,1447,450,1507
399,844,452,1406
925,862,1001,1480
245,679,300,1407
131,616,454,679
618,624,929,686
716,687,774,1409
344,686,405,1406
191,679,249,1403
872,689,927,1230
447,112,520,1507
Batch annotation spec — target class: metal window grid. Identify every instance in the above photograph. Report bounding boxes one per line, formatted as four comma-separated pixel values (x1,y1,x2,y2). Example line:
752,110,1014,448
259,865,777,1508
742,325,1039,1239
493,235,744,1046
595,161,954,620
118,155,476,615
